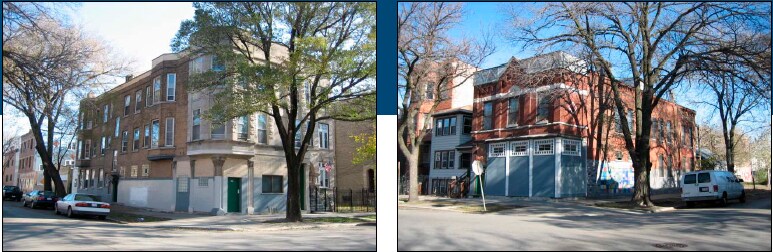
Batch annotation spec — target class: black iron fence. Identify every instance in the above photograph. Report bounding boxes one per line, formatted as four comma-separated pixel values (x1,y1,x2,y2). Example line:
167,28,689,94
398,175,428,195
310,187,376,213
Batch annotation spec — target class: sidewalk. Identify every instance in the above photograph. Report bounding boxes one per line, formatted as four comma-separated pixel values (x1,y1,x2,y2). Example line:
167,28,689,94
398,192,683,214
107,203,376,232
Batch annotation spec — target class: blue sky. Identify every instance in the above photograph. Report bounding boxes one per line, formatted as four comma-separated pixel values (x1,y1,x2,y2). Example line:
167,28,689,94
446,2,770,138
3,3,195,136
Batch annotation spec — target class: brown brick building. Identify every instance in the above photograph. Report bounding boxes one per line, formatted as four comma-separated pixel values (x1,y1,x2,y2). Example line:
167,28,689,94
334,119,376,192
75,50,335,215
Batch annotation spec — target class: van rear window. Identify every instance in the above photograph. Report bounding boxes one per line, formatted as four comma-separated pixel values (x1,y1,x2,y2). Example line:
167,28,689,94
697,173,711,183
684,174,696,184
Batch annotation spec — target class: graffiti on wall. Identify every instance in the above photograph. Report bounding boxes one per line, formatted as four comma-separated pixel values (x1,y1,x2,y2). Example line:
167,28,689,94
599,161,634,192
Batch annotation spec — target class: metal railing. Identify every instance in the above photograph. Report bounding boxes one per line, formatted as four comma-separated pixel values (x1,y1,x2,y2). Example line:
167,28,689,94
310,187,376,213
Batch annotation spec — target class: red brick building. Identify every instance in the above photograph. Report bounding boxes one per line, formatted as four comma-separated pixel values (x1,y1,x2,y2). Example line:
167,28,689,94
471,52,696,197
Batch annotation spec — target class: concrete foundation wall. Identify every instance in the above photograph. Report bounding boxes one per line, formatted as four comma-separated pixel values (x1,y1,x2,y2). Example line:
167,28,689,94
118,179,175,211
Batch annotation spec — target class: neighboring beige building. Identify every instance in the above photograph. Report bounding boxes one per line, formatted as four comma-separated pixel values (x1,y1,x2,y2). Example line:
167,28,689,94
76,49,335,215
334,120,376,192
18,131,41,193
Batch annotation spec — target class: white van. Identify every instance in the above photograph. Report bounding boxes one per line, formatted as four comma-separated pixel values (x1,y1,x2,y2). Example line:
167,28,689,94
680,170,745,207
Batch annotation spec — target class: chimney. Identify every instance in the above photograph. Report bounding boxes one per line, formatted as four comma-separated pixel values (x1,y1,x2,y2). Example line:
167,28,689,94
125,75,133,82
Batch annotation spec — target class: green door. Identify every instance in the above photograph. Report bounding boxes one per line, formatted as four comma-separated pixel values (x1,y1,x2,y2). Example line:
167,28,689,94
227,177,241,213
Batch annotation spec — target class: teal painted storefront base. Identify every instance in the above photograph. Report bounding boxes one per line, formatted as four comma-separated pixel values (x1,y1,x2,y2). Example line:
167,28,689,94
483,137,587,198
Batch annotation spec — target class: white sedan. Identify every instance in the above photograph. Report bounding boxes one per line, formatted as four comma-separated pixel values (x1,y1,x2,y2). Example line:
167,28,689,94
55,193,111,220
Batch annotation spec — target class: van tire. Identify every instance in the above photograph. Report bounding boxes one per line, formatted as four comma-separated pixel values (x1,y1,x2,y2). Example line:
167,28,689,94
718,193,728,206
739,191,746,203
685,201,695,208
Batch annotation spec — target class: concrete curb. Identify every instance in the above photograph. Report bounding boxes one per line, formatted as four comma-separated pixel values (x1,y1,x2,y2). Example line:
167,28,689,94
105,218,128,224
154,226,240,231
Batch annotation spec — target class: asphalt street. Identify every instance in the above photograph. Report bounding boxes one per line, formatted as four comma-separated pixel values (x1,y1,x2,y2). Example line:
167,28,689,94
2,201,376,251
398,196,772,251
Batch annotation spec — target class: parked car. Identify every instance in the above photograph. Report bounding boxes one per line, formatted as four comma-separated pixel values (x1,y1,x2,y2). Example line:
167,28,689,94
22,190,58,209
3,186,23,201
55,193,110,220
681,170,745,207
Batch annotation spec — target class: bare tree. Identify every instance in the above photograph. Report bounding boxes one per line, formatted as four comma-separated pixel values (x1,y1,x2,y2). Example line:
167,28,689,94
397,2,494,202
3,3,128,196
508,2,770,207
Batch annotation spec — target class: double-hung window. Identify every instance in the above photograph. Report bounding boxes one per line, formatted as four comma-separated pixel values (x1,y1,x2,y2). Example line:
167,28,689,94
165,117,175,146
318,123,329,148
135,90,142,113
121,131,128,152
133,128,140,151
435,117,456,136
434,150,455,169
536,93,551,124
508,97,519,126
144,124,150,148
236,116,249,140
192,109,201,140
166,73,176,101
124,95,130,116
483,102,493,130
151,120,160,148
145,86,152,107
115,117,120,137
153,77,161,104
462,115,472,134
257,114,267,144
103,104,109,123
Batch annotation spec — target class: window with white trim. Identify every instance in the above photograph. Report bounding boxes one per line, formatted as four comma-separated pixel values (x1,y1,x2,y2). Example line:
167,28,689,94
135,90,142,113
124,95,131,116
151,120,159,148
318,123,329,148
509,141,528,156
167,73,176,101
508,97,520,126
534,139,554,155
192,109,201,140
488,143,506,157
563,139,581,156
121,131,128,152
433,150,455,169
257,113,267,144
165,117,175,146
153,77,161,104
131,166,138,177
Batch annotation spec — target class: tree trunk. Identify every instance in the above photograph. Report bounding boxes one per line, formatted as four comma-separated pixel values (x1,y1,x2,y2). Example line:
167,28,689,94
285,155,302,222
407,152,419,202
28,120,67,197
724,130,735,173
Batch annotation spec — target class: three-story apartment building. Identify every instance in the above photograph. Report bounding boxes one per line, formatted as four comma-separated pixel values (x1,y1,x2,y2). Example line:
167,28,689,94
75,49,335,215
471,51,696,198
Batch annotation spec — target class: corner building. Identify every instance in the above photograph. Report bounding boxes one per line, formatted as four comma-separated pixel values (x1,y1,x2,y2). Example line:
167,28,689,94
472,52,697,198
75,49,334,214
